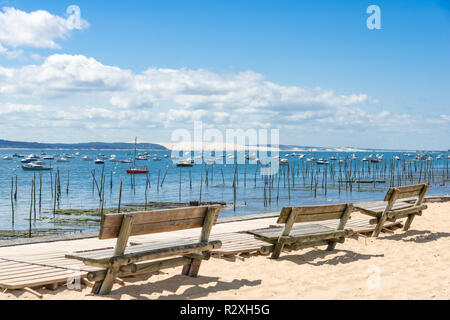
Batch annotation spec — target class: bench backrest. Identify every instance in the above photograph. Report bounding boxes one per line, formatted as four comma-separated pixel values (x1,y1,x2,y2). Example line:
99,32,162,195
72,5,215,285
383,184,429,204
278,203,353,224
99,205,221,240
277,203,353,236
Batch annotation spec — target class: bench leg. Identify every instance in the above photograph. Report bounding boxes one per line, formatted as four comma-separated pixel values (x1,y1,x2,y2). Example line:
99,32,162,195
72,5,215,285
403,213,417,231
94,265,119,295
182,259,202,277
91,281,102,294
372,216,387,238
326,240,337,251
270,241,284,259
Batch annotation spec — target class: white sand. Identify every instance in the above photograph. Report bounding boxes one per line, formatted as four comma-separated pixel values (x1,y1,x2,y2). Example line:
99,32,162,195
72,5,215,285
1,202,449,300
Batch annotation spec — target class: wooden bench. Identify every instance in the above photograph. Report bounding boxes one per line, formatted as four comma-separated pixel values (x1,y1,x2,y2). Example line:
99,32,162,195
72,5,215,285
354,184,429,237
65,205,222,295
249,203,354,259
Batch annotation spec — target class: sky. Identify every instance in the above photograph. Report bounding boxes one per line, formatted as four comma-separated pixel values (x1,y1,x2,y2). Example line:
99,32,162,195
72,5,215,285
0,0,449,150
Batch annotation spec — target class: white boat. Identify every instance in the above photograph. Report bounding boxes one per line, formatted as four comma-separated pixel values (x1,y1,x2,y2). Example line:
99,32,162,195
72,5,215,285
2,156,12,160
176,159,195,167
279,158,289,166
95,159,105,164
82,156,93,161
56,158,69,163
75,152,81,156
43,156,54,160
22,163,53,171
316,159,329,165
153,157,162,161
120,159,131,164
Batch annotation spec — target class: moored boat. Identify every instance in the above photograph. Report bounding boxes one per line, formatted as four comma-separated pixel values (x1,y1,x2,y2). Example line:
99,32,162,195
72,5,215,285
126,165,149,174
22,163,53,171
176,159,195,167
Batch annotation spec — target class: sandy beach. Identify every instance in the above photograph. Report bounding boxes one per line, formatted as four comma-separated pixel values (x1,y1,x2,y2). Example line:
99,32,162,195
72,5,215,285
0,201,448,300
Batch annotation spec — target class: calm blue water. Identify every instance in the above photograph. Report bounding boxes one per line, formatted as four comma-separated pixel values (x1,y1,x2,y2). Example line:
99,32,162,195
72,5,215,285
0,149,448,237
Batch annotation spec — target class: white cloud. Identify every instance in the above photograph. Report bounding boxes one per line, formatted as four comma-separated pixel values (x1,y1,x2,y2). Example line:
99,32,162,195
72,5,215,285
0,6,89,50
0,54,372,112
0,54,447,146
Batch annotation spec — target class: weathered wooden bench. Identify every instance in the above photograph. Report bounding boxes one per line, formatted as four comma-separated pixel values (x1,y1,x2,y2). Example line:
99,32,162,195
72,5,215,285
354,184,429,237
65,205,222,295
248,203,354,259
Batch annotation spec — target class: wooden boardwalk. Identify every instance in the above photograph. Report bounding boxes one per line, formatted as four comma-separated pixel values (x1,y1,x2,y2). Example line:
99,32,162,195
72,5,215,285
0,213,402,293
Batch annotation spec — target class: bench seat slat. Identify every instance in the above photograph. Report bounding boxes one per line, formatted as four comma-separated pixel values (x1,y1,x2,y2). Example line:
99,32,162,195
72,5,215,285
66,240,221,265
354,201,413,214
249,224,335,241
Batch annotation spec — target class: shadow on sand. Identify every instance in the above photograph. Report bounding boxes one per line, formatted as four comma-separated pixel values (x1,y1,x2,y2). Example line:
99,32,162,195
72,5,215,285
87,274,261,300
276,249,384,266
379,229,450,243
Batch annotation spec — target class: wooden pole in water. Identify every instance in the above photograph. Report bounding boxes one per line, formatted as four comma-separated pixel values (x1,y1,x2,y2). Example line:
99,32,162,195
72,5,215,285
144,173,149,209
179,166,182,202
199,173,203,203
118,175,123,213
14,175,17,201
189,169,192,190
161,166,169,188
66,170,70,194
50,171,54,198
157,170,160,192
33,174,36,220
39,173,42,213
29,179,34,238
10,176,14,227
53,172,57,215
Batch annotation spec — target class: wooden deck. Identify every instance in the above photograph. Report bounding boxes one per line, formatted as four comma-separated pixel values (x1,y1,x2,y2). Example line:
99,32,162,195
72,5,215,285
0,213,402,293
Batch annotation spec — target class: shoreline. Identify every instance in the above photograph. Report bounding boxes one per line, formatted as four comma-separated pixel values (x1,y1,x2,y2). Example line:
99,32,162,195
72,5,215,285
0,195,448,248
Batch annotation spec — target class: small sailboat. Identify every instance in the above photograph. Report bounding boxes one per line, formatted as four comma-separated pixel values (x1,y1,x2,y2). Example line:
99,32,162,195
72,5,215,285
82,156,93,161
94,159,105,164
127,137,149,174
56,158,69,163
2,156,12,160
279,158,289,166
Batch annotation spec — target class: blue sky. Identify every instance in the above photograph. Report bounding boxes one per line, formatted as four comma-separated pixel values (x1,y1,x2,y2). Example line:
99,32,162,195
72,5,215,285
0,0,449,149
